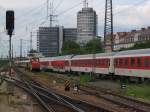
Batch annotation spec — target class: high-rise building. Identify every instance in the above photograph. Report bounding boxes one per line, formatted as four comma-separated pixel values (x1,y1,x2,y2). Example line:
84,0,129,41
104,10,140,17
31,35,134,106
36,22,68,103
37,26,63,57
63,28,77,42
77,7,97,44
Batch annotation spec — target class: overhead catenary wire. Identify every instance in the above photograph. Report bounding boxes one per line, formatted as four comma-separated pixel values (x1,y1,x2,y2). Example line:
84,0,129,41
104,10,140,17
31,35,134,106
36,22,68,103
114,0,149,15
57,1,83,16
53,0,65,12
16,1,47,22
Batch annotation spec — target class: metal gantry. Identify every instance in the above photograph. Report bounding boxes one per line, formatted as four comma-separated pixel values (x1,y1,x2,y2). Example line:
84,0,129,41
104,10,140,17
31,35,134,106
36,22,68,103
104,0,113,52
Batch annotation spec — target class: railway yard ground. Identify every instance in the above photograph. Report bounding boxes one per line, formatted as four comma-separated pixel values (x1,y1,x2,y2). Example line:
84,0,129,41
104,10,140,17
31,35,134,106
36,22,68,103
16,68,150,111
24,69,150,102
0,83,43,112
88,80,150,102
1,66,150,112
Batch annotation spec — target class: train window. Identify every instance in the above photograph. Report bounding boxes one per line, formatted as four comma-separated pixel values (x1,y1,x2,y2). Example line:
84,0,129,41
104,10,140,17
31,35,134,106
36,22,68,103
101,60,104,66
115,59,118,67
97,60,100,65
124,58,128,66
104,59,107,66
144,58,149,67
107,60,110,66
119,59,123,66
131,58,135,67
137,58,142,67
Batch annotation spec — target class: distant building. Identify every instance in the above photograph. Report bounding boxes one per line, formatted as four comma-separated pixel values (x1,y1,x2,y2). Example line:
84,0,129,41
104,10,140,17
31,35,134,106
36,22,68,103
113,32,129,51
63,28,77,42
113,26,150,51
77,7,97,44
37,26,63,57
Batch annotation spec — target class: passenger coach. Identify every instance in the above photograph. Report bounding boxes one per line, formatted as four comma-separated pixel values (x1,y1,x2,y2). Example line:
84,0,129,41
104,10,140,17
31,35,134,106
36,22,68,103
114,49,150,79
71,53,115,75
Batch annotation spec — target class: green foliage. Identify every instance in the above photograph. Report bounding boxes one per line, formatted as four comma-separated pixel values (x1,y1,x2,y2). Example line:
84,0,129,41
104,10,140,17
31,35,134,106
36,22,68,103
61,38,103,55
0,60,8,67
62,40,82,55
125,84,150,101
29,49,38,53
84,38,103,54
120,41,150,51
80,75,91,84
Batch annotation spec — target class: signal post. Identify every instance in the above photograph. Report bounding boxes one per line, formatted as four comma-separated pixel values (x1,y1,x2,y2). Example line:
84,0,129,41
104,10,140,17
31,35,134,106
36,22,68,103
6,10,15,95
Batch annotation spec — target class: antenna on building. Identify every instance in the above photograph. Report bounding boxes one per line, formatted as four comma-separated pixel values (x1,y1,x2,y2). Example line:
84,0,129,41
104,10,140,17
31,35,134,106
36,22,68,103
104,0,113,52
47,0,57,27
83,0,88,8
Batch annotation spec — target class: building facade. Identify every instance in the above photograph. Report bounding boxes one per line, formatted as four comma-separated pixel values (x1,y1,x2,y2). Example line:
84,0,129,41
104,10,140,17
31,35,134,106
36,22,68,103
37,26,63,57
63,28,77,42
77,7,97,44
113,27,150,51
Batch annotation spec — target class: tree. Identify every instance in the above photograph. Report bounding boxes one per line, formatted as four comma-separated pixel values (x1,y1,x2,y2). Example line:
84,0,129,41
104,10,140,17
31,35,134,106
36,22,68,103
84,38,103,54
61,40,82,55
29,49,38,53
120,40,150,51
28,49,39,57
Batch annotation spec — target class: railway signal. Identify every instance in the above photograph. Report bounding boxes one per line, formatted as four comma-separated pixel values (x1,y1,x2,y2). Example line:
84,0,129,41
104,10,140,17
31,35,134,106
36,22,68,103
6,10,15,77
6,10,14,36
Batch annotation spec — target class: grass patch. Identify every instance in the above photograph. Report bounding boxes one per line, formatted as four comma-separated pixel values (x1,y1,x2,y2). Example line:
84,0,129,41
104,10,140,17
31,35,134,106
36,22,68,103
0,60,8,67
80,75,91,84
125,84,150,101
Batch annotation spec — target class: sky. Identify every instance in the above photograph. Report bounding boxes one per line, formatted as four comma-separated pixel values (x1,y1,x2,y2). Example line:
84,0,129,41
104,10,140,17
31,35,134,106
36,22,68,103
0,0,150,57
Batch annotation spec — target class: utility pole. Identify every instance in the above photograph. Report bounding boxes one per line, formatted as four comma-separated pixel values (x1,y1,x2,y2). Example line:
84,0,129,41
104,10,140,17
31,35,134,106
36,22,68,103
47,0,57,27
20,39,23,60
104,0,113,52
15,52,16,58
30,32,33,51
24,50,26,58
30,31,37,51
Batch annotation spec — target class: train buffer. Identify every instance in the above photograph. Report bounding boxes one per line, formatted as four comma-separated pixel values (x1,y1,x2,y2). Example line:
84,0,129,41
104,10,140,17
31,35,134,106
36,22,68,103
64,80,71,91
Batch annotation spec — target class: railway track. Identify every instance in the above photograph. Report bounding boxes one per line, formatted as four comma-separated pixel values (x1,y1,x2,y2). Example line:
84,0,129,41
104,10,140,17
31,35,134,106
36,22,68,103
29,71,150,112
0,67,111,112
79,85,150,112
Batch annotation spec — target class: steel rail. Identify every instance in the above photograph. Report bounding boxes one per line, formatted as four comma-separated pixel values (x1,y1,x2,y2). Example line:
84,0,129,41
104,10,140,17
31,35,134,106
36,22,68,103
2,75,85,112
13,69,86,112
80,86,150,112
3,77,56,112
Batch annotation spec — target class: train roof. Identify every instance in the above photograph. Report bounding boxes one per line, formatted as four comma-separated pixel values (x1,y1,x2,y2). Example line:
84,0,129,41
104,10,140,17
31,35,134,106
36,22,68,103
72,52,115,59
114,48,150,57
17,60,29,63
96,52,116,57
40,57,53,61
52,55,74,60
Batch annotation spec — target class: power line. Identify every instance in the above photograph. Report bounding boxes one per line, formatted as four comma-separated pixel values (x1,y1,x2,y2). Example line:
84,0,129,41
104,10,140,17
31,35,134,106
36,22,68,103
57,1,83,16
114,0,149,15
16,1,47,21
32,1,83,30
53,0,65,12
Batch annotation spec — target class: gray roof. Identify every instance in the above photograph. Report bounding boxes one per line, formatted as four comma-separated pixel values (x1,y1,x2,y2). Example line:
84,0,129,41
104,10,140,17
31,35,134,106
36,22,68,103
72,53,115,59
52,55,74,60
115,48,150,56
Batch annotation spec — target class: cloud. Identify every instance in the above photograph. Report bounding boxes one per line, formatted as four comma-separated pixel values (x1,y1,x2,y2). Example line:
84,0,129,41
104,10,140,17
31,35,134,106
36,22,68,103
113,0,150,30
0,0,44,8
